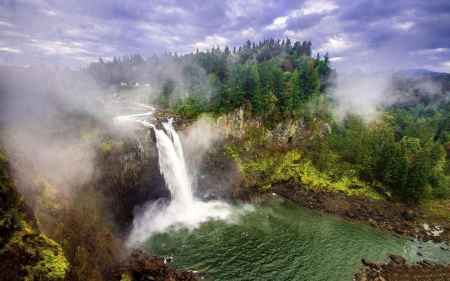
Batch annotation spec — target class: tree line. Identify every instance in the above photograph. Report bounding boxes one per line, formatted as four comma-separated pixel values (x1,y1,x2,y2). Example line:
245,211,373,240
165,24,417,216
87,38,333,122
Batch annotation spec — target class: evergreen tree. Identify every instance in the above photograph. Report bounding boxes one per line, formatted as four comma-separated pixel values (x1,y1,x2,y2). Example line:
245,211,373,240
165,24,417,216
224,45,231,57
249,64,263,115
383,144,408,195
289,68,302,108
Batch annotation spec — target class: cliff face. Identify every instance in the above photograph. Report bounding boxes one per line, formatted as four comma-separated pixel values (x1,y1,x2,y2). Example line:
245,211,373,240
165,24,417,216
0,152,70,281
93,128,164,230
0,124,169,280
215,107,331,146
201,108,332,202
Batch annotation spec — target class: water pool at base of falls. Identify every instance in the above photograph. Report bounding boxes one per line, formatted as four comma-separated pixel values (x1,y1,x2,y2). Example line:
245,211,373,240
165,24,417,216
143,196,450,281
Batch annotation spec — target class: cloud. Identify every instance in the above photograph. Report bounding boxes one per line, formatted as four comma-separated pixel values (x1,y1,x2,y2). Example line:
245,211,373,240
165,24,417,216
193,35,229,51
0,0,448,72
300,0,339,15
319,36,354,53
265,16,288,30
0,21,14,27
396,21,414,30
329,56,345,62
0,47,21,53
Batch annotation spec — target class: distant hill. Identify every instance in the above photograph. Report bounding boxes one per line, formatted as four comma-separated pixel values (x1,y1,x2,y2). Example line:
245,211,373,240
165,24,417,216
394,69,449,78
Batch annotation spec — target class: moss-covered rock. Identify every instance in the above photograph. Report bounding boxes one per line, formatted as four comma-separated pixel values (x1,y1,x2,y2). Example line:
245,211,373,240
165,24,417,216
0,152,69,281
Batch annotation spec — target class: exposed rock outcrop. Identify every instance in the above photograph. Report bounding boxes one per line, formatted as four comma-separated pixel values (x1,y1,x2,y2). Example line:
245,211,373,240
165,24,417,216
355,255,450,281
109,249,198,281
215,107,330,146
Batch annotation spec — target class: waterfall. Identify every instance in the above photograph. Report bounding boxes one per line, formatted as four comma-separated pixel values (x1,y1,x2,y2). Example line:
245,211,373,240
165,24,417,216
126,119,240,247
153,120,193,207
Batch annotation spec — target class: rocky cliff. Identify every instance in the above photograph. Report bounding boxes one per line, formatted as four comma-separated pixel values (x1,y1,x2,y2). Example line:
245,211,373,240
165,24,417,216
0,121,176,280
0,151,70,281
215,107,330,146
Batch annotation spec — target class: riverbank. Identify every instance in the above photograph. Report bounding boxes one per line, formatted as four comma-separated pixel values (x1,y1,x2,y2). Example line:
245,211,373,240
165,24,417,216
270,183,450,280
271,183,450,243
355,255,450,281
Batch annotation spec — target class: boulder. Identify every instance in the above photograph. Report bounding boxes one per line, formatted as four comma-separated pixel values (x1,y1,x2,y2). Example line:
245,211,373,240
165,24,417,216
362,259,376,268
390,254,406,265
368,218,377,227
422,259,435,267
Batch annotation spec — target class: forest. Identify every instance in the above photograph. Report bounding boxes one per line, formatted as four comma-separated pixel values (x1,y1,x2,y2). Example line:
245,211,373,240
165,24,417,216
87,38,332,120
85,38,450,206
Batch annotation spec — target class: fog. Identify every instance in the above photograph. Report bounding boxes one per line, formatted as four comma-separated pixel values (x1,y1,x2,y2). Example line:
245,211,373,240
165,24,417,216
125,118,252,248
329,71,395,123
0,65,106,199
179,118,221,192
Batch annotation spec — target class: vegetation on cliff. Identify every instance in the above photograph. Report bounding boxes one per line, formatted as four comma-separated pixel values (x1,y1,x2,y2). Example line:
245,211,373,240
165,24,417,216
0,151,69,281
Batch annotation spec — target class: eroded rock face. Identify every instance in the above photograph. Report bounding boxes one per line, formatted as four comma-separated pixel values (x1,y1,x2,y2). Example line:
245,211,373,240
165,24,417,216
216,107,245,139
215,107,331,146
94,128,167,229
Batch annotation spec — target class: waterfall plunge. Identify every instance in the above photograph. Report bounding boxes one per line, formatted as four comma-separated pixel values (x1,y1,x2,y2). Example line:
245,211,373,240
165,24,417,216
126,120,238,247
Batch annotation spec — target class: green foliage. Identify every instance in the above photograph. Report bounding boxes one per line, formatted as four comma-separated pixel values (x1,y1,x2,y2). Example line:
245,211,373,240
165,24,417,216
120,274,132,281
0,152,24,245
383,144,408,197
26,238,69,280
223,144,243,159
173,95,204,118
87,38,332,121
101,139,116,155
0,152,69,280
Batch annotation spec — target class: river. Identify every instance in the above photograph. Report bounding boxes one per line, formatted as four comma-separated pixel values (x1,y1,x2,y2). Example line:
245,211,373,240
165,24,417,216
143,196,450,281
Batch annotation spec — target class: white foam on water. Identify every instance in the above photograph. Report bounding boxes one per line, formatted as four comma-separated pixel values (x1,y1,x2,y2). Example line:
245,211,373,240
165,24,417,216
126,119,250,247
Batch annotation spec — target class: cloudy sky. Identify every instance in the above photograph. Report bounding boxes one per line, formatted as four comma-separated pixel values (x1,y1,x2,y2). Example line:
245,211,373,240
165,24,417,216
1,0,449,73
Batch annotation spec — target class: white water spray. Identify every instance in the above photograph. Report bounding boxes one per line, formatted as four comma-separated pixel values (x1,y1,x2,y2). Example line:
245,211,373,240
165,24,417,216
126,119,245,247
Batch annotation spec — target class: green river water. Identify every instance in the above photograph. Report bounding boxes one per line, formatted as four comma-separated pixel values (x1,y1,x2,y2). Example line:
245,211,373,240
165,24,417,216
143,196,450,280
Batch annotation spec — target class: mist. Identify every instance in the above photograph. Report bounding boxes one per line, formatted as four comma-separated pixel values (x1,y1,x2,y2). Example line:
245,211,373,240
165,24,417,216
179,118,221,192
329,71,395,123
125,119,253,248
0,65,108,201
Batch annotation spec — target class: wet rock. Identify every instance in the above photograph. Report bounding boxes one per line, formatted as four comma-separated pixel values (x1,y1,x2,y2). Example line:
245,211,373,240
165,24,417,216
389,254,406,265
354,272,367,281
362,259,377,268
422,259,435,267
368,218,377,227
110,249,198,281
357,258,450,280
401,210,415,221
